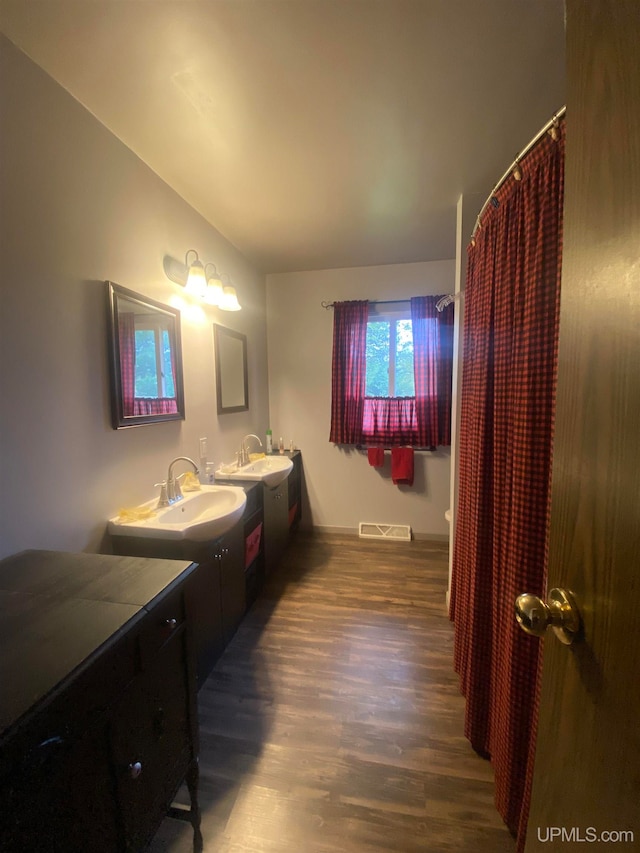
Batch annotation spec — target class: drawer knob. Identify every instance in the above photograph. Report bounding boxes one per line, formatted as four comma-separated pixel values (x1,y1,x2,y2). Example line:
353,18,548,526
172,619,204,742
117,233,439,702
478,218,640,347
128,761,143,779
165,617,177,629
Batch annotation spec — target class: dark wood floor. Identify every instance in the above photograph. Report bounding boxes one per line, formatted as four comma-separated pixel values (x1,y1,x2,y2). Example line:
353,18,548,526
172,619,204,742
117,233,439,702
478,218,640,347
150,533,515,852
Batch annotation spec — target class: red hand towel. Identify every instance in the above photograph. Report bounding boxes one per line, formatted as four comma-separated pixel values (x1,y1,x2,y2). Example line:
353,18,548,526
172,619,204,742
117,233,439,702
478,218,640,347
367,447,385,468
391,447,414,486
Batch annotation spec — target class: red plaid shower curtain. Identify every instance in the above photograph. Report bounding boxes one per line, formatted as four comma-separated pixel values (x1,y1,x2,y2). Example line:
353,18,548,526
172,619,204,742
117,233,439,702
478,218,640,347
450,121,565,849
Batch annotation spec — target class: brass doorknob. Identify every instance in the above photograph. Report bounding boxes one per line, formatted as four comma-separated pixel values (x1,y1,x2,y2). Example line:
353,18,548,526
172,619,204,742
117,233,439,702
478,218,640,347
515,588,582,645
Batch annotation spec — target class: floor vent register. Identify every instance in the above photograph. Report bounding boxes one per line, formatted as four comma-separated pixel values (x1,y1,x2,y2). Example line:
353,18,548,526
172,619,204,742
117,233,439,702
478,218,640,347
358,523,412,541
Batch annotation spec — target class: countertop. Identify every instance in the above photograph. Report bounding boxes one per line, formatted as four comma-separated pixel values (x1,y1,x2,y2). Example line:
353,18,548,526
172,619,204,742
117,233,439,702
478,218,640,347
0,550,194,738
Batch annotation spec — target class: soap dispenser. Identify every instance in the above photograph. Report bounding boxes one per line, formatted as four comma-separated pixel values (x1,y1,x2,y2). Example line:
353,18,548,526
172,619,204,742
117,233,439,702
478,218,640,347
266,429,273,455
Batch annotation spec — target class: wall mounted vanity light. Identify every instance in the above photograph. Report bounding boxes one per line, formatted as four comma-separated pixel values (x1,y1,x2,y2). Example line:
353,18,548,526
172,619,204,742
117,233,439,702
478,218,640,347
184,249,207,297
164,249,242,312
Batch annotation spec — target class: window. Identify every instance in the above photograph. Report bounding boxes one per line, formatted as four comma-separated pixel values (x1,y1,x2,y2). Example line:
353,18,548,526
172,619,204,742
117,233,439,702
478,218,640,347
365,313,415,397
329,296,454,448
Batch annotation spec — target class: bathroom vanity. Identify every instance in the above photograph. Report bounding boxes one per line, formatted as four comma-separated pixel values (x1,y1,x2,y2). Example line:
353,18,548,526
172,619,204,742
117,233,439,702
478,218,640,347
0,550,202,852
111,519,245,690
219,449,302,579
111,451,303,689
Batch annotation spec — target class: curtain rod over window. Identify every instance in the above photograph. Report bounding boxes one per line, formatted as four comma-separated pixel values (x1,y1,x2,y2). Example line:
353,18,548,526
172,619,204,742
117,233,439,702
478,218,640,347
470,105,566,242
321,299,410,310
321,296,459,313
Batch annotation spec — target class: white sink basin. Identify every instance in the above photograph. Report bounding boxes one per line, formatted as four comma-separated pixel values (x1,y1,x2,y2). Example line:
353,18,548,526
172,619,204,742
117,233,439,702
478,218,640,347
108,485,247,542
217,455,293,488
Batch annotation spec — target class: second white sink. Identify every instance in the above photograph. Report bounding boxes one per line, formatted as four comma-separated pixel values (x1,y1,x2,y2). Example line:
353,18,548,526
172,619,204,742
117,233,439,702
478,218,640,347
217,455,293,488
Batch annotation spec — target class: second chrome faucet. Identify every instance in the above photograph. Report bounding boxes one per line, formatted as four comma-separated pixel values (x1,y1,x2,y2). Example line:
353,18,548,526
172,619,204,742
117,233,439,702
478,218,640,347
238,434,263,467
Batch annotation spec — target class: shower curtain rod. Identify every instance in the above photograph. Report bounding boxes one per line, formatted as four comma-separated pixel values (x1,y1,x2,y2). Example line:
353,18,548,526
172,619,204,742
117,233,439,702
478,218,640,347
470,105,566,242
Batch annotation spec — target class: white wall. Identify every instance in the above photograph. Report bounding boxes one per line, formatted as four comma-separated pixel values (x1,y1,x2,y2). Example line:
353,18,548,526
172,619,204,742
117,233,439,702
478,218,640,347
0,36,269,558
266,261,455,538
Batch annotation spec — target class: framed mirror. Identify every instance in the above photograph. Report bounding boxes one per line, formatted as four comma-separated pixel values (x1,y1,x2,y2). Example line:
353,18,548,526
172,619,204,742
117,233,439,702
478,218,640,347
107,281,185,429
214,324,248,414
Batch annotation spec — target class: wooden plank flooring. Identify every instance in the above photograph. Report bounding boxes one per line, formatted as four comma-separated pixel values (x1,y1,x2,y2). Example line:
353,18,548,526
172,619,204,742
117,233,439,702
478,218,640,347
150,533,515,853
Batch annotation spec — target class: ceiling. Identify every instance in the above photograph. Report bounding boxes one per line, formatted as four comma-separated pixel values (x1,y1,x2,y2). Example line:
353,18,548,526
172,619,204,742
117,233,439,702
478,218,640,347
0,1,565,274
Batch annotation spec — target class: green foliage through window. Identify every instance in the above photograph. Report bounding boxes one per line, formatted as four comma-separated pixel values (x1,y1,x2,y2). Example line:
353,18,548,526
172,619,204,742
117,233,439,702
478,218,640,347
135,330,158,396
365,317,415,397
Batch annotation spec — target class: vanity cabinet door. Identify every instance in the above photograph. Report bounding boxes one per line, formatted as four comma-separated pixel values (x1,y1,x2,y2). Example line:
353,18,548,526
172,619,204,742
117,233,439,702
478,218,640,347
287,451,302,531
110,626,191,851
263,479,289,576
185,558,224,690
217,522,245,646
184,524,245,688
241,482,265,608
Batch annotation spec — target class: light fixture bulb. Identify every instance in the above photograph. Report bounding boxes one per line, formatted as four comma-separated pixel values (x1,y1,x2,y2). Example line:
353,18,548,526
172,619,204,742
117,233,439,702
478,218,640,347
204,264,223,306
205,279,223,306
220,284,241,312
184,250,206,297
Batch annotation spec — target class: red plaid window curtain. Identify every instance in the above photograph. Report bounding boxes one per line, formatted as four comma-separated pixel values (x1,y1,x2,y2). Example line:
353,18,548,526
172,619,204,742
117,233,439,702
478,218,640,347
118,311,136,417
133,398,178,415
449,121,564,850
411,296,454,446
329,300,368,444
362,396,417,444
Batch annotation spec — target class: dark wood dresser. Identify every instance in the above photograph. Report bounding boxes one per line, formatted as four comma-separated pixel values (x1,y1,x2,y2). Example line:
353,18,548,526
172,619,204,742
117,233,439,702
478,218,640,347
0,550,202,852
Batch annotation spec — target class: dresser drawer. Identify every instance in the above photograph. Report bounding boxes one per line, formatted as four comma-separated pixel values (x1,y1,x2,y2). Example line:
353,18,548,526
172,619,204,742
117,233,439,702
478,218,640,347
138,585,186,668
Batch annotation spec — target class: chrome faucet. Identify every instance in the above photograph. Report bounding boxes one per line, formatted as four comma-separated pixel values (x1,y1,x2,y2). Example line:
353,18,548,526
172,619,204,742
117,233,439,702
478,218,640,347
167,456,199,503
238,434,263,467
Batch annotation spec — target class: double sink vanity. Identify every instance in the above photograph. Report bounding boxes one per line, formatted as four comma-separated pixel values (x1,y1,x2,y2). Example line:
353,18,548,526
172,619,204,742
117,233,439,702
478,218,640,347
0,449,302,851
108,449,301,689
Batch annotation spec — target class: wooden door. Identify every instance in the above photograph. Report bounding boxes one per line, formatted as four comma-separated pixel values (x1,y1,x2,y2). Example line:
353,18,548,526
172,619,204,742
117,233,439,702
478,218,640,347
525,2,640,849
